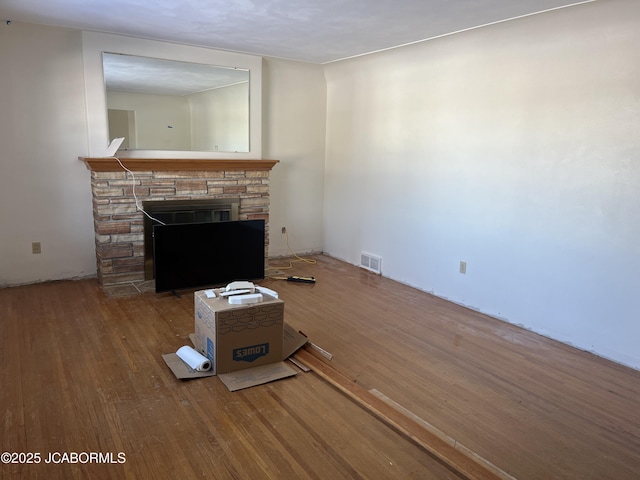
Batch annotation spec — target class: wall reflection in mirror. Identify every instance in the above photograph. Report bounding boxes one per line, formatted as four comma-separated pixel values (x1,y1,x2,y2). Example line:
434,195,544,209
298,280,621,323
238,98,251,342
103,53,250,153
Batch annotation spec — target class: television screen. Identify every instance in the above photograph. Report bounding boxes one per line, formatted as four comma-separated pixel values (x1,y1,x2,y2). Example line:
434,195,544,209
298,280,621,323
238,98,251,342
152,219,265,293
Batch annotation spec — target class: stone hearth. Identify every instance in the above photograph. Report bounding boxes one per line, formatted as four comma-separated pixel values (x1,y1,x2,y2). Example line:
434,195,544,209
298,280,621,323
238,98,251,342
80,158,278,289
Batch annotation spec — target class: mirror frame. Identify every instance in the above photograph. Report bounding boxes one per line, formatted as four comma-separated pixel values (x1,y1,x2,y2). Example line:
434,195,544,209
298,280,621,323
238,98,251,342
82,31,262,159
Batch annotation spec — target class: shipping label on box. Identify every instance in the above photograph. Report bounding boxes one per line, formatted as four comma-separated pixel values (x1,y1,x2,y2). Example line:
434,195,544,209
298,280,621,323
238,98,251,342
194,291,284,375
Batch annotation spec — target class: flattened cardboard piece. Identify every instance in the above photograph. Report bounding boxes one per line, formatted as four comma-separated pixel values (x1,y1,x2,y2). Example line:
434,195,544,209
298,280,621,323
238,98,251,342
283,323,308,359
218,361,297,392
162,353,216,379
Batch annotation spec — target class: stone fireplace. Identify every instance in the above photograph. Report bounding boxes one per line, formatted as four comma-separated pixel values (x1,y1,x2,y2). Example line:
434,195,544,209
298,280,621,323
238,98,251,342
80,158,278,289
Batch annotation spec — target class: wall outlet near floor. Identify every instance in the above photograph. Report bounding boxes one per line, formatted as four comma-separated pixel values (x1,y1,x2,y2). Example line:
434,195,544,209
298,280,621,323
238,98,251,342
281,226,286,234
32,242,42,254
459,261,467,274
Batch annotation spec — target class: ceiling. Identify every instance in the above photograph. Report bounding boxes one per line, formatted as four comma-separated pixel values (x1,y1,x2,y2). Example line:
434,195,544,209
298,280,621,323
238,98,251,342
0,0,593,64
103,53,249,96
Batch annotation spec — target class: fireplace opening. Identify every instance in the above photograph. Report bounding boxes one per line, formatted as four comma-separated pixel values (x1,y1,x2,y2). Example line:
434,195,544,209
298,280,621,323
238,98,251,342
142,198,239,280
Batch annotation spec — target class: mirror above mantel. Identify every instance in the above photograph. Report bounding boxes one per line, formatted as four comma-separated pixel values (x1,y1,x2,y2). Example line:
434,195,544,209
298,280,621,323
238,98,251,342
82,31,263,159
103,53,249,153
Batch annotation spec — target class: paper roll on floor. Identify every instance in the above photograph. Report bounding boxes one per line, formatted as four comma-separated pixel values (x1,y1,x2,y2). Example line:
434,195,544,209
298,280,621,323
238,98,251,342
176,345,211,371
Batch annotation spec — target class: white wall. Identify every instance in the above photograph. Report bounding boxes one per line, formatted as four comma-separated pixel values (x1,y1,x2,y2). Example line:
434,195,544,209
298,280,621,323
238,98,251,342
323,0,640,369
0,22,95,286
107,91,192,150
190,83,249,152
263,57,326,258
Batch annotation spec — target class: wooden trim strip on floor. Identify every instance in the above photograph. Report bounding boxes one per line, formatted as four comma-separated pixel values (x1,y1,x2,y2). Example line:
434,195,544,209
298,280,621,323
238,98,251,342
293,346,507,480
369,389,517,480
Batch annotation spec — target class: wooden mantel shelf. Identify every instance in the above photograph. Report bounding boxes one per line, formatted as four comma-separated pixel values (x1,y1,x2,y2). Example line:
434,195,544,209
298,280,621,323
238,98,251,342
79,157,279,172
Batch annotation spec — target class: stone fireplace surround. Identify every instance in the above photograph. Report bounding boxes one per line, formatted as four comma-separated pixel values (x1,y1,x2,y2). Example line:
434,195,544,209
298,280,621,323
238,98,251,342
80,158,278,292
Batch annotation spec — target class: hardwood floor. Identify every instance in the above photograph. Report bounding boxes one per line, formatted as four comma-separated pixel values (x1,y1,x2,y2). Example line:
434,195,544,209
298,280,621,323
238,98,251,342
1,254,639,479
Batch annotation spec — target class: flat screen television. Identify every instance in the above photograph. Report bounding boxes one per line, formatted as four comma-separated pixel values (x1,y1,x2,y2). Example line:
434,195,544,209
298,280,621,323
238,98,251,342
152,219,265,293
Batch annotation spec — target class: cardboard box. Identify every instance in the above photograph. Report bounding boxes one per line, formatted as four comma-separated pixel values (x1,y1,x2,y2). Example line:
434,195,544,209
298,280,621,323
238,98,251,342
194,290,285,375
162,289,307,391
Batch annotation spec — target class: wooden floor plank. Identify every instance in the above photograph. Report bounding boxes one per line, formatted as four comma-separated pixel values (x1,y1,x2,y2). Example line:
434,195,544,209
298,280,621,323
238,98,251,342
293,346,501,480
263,255,640,479
1,254,639,479
0,268,461,479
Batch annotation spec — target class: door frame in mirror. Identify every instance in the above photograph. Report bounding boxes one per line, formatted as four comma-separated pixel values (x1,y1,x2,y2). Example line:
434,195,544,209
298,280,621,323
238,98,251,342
82,31,262,159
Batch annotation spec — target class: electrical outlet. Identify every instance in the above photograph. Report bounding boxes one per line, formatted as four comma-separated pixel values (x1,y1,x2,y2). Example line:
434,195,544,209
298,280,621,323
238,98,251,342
281,226,286,234
459,261,467,274
32,242,42,254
